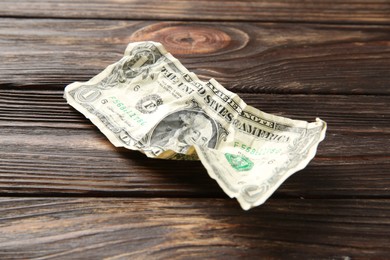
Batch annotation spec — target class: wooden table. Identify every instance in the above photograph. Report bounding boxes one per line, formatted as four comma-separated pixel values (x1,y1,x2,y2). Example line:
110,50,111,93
1,1,389,259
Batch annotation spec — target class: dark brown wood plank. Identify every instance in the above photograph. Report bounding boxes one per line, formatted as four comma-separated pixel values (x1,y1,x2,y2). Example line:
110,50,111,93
0,197,389,259
0,90,389,197
0,149,388,198
1,19,390,94
1,91,389,162
2,90,389,131
0,0,389,24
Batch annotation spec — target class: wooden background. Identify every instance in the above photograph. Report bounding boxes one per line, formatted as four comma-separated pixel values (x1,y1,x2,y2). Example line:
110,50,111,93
0,1,389,259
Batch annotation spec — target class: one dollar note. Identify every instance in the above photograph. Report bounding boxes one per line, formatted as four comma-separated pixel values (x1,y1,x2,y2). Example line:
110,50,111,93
64,41,326,210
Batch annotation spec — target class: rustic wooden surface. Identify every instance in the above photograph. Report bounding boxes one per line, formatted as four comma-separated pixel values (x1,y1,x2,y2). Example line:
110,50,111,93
1,0,390,24
0,1,389,259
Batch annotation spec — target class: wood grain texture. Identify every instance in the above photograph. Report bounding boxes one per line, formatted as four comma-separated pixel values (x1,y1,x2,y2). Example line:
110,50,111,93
0,0,389,24
2,90,390,131
1,147,388,198
1,19,390,94
1,1,390,257
1,90,389,197
0,197,389,259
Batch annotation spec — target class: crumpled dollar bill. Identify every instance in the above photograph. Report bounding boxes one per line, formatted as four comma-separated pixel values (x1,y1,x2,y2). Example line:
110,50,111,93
64,41,326,210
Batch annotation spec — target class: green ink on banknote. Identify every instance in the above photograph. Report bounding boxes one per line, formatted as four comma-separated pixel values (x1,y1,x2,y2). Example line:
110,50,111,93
224,153,254,172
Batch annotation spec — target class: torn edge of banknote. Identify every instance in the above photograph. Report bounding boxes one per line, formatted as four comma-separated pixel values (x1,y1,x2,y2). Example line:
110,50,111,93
64,41,327,210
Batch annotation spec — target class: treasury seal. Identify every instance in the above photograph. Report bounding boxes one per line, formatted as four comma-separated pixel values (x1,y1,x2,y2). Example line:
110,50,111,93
224,153,254,172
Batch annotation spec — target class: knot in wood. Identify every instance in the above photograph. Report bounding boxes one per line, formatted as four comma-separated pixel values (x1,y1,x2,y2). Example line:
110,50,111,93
130,24,233,55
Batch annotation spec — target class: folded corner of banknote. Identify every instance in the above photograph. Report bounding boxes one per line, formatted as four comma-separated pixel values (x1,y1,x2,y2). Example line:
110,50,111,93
64,41,327,210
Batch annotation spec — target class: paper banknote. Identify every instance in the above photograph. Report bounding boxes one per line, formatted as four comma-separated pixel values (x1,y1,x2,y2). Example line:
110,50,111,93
64,41,326,210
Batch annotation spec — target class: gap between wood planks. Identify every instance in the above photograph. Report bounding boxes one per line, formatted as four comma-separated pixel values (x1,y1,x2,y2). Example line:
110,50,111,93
0,0,389,25
1,15,390,26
